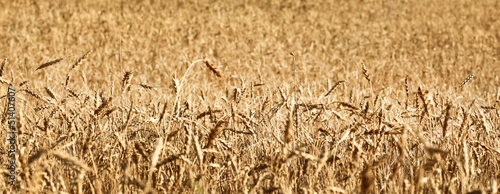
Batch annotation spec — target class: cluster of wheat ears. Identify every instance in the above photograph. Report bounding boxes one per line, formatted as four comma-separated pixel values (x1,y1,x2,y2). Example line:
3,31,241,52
0,0,499,193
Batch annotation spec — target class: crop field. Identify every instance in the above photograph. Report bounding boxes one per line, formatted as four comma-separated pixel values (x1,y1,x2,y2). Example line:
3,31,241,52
0,0,499,193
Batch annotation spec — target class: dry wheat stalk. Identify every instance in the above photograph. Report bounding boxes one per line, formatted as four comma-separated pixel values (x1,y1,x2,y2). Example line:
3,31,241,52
278,87,287,102
442,102,452,137
284,111,293,144
148,137,163,176
121,102,134,132
65,51,92,86
156,154,184,168
66,87,78,97
0,57,6,77
28,149,48,165
325,80,345,97
52,151,92,172
389,140,404,181
35,58,63,72
362,66,371,84
22,89,46,103
71,50,92,70
337,101,360,110
18,80,28,87
157,102,168,125
81,135,92,157
94,97,112,116
349,89,354,103
418,87,429,116
44,87,58,101
80,70,87,84
138,83,155,90
134,142,149,159
34,105,51,112
204,59,222,78
194,134,203,165
233,88,239,102
480,105,495,110
64,74,71,86
459,74,474,88
103,107,117,117
129,120,149,127
405,76,409,109
172,76,179,95
122,71,133,88
205,120,226,149
0,77,10,86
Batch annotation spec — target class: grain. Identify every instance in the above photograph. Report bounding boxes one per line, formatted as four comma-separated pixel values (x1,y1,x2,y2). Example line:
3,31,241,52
34,58,63,72
0,77,10,85
325,80,345,97
44,86,58,101
94,97,112,116
2,1,498,193
460,74,475,88
122,71,133,88
362,66,371,84
71,50,92,70
204,120,226,149
204,59,223,78
0,58,6,77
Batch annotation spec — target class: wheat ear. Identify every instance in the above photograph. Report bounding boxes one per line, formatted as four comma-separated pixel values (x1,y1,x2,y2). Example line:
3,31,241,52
459,74,474,88
0,58,7,77
35,58,64,72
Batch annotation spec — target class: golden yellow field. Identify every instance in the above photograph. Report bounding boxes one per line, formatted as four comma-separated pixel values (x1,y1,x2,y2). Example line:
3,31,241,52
0,0,499,193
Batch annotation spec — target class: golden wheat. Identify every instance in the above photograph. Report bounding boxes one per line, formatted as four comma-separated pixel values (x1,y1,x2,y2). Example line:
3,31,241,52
34,58,64,72
1,1,499,193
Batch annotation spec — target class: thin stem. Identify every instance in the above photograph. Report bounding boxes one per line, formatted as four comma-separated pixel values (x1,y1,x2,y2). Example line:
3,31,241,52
173,59,205,118
290,52,298,145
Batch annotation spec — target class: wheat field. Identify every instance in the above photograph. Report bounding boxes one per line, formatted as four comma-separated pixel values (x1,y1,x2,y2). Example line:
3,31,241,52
0,0,499,193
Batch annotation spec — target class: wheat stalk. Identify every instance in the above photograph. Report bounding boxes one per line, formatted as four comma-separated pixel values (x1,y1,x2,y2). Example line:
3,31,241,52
0,77,10,86
156,154,184,168
362,66,371,84
138,83,155,90
204,59,223,78
34,105,51,112
52,151,92,172
147,137,163,186
325,80,345,97
22,89,46,103
405,76,409,109
18,80,28,87
442,102,452,137
81,135,92,157
204,120,226,149
459,74,474,88
71,50,92,70
28,149,48,165
44,86,58,101
284,109,293,144
290,53,298,145
65,50,92,86
94,97,112,116
157,101,168,125
122,71,133,88
0,57,6,77
418,87,429,116
34,57,64,72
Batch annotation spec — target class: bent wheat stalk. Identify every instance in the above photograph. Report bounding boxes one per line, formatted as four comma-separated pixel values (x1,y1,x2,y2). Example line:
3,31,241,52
169,59,222,119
